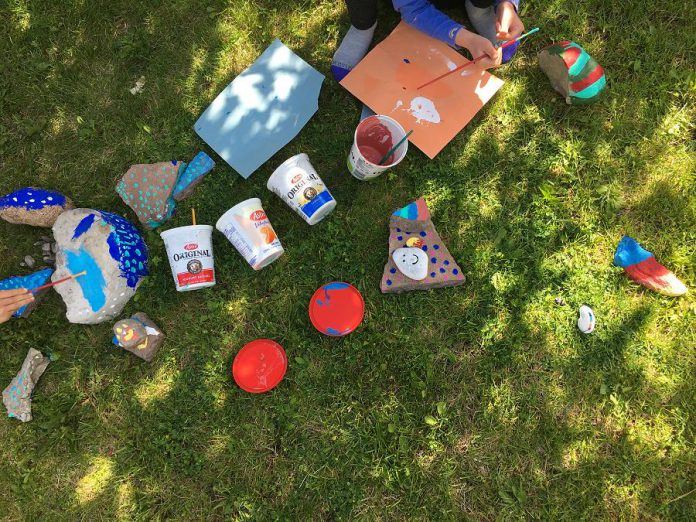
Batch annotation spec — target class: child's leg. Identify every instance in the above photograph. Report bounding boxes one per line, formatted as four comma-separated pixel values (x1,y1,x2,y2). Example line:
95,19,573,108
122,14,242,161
331,0,378,82
464,0,519,63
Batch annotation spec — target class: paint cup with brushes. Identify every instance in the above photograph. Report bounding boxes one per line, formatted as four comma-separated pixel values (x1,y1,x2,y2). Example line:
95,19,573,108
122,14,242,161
160,208,216,291
347,115,409,181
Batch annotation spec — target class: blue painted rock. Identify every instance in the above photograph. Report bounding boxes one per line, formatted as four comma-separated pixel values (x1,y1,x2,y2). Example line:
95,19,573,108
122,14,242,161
0,188,74,227
0,268,54,318
538,41,606,105
52,208,149,324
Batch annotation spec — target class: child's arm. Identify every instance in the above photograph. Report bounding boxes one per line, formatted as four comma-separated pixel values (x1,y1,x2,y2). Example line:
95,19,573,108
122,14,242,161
393,0,501,67
393,0,465,48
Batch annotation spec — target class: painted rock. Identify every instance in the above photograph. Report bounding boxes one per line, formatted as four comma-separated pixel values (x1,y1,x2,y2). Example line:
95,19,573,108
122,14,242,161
113,318,148,349
577,305,596,334
116,161,180,230
381,199,465,293
112,312,164,362
392,247,428,280
172,151,215,201
614,236,688,296
0,188,74,227
0,268,54,319
538,41,606,105
52,209,149,324
116,152,214,230
3,348,50,422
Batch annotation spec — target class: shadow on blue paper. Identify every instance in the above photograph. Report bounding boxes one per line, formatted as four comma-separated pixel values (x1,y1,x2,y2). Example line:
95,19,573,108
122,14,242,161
194,39,324,179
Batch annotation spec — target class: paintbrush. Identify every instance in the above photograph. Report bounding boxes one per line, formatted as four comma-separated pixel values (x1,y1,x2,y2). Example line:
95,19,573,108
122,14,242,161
30,271,87,293
416,27,540,90
379,130,414,165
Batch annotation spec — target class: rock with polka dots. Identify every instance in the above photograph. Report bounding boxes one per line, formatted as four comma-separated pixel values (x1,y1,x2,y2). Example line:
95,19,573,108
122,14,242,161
0,188,74,227
116,152,214,230
52,208,149,324
381,199,465,293
116,161,180,230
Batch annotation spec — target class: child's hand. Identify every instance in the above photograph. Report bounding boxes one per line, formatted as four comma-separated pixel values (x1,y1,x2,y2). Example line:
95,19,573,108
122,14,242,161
456,30,502,68
496,1,524,41
0,289,34,323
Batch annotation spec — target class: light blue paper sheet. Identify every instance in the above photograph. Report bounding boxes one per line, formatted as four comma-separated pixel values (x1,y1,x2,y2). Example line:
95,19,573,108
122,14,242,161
194,39,324,179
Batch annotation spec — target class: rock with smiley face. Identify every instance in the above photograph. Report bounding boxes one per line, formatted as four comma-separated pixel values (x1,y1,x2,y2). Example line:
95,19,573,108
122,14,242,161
381,199,465,293
392,247,428,280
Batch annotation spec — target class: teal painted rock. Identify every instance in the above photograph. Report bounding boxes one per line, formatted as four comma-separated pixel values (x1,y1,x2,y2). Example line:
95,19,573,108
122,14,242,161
538,41,606,105
116,152,214,229
52,208,149,324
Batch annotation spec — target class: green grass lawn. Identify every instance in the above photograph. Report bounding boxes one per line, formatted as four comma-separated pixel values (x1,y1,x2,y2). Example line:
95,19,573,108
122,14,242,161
1,0,694,519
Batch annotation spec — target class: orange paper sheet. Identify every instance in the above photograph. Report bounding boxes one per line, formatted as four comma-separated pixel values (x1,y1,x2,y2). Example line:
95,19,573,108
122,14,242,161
341,22,504,159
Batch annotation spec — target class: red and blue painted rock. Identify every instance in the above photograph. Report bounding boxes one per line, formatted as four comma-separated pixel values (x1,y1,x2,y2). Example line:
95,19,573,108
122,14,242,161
538,41,606,105
614,236,688,297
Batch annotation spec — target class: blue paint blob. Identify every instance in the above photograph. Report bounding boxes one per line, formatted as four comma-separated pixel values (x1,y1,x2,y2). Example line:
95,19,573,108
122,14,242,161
66,246,107,312
98,211,149,288
72,213,96,239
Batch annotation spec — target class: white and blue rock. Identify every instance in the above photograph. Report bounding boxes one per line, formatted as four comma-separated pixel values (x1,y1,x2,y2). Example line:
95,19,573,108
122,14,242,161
52,208,149,324
0,188,74,227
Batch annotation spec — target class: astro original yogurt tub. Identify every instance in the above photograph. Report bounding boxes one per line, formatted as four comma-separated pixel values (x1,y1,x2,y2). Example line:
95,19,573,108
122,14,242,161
216,198,284,270
267,153,337,225
160,225,216,291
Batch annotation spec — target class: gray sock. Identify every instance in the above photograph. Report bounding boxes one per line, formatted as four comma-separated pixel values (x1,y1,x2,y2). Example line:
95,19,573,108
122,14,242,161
331,22,377,81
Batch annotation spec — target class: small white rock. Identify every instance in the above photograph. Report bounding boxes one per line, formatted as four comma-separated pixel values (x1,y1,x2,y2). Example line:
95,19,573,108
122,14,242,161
577,305,596,334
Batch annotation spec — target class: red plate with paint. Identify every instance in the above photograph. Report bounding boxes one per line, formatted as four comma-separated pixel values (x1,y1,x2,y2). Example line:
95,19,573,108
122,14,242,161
232,339,287,393
309,282,365,336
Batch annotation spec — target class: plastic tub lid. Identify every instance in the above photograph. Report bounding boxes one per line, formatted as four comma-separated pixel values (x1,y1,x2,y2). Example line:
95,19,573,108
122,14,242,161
232,339,287,393
309,282,365,336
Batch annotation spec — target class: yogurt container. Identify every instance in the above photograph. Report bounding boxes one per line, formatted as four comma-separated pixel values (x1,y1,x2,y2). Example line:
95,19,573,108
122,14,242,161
347,115,408,181
160,225,216,291
267,153,336,225
216,198,284,270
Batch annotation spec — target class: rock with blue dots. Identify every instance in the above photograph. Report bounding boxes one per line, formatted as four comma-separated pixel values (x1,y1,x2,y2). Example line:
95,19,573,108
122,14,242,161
381,199,465,293
0,187,74,227
116,152,214,230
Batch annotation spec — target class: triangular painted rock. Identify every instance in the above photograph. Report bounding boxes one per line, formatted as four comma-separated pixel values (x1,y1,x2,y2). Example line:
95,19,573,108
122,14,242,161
381,199,465,293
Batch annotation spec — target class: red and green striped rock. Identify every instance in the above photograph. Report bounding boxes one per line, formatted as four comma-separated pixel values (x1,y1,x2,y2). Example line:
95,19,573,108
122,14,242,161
538,41,606,105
